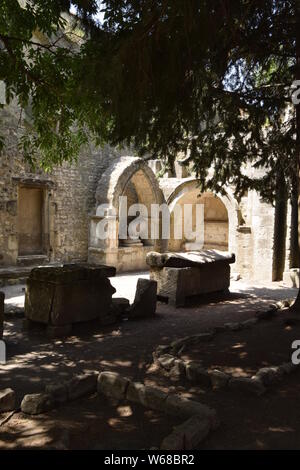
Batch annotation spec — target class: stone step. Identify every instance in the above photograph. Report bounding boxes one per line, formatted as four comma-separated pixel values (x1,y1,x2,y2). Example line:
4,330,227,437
17,255,49,267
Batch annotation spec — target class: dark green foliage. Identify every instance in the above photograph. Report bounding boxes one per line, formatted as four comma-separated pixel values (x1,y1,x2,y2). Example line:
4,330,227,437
0,0,297,202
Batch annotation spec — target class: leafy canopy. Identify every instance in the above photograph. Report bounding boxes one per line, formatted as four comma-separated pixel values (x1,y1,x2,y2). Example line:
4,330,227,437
0,0,297,200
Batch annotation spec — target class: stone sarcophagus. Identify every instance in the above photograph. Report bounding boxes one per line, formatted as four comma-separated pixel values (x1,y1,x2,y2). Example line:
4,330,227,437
146,250,235,307
25,264,116,333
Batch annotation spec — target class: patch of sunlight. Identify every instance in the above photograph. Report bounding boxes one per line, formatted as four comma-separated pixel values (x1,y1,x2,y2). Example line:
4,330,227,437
239,351,248,359
223,366,249,377
268,426,294,433
4,295,24,305
117,405,133,417
231,342,246,350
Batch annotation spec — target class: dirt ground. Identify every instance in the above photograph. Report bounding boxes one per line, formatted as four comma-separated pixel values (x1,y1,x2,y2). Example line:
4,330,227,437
0,395,180,450
1,276,299,449
180,314,300,376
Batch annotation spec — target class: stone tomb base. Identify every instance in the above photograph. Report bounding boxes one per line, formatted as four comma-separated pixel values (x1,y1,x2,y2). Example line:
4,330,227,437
25,264,116,333
147,250,235,307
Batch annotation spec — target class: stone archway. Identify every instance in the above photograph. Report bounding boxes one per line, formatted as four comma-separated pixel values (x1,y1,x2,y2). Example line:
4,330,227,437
89,156,167,272
166,179,239,256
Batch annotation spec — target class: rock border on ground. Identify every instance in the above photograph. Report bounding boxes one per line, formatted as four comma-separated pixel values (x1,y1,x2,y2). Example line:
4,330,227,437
152,301,299,395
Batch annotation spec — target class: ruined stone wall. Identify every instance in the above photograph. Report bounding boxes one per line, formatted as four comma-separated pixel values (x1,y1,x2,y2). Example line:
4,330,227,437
0,104,121,266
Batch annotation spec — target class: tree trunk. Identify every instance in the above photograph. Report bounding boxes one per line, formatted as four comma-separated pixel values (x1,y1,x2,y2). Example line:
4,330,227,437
290,184,299,269
272,174,287,281
290,3,300,311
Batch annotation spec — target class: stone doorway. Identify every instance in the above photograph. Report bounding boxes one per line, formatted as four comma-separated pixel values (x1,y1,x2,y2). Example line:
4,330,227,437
17,186,44,256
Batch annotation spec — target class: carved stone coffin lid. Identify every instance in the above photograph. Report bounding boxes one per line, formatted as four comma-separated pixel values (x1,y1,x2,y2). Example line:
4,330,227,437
146,250,235,269
29,263,116,284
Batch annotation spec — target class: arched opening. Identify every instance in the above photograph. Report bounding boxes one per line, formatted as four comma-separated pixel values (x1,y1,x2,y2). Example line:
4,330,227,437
168,189,229,252
119,169,155,247
89,156,167,271
167,179,238,256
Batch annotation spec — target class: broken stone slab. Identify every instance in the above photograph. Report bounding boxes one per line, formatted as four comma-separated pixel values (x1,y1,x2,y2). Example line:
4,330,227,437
0,291,4,339
21,393,54,415
161,415,211,450
0,388,16,412
126,382,168,411
25,264,116,326
164,395,218,427
228,377,266,396
185,362,211,387
127,279,157,319
97,371,130,400
209,370,230,389
45,383,68,404
147,250,235,269
67,372,98,401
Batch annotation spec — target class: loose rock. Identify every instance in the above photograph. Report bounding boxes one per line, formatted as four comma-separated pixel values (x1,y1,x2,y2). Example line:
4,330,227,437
0,388,15,412
229,377,266,396
185,362,211,387
128,279,157,318
67,373,98,400
209,370,230,389
45,383,68,404
97,371,130,400
21,393,53,415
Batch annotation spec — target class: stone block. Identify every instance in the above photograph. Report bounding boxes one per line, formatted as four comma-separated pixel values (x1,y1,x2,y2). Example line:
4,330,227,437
229,377,266,396
45,383,68,404
164,395,217,426
128,278,157,318
185,362,211,387
209,369,230,389
255,366,283,386
21,393,54,415
126,381,146,404
0,388,16,412
97,371,130,400
67,373,98,401
278,362,294,375
150,258,232,307
25,265,116,327
126,382,168,411
169,415,211,450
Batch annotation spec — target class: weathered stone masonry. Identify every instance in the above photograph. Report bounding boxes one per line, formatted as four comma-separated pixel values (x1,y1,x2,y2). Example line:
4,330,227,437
0,101,298,283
